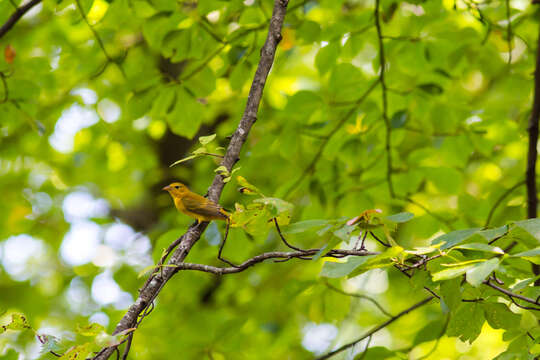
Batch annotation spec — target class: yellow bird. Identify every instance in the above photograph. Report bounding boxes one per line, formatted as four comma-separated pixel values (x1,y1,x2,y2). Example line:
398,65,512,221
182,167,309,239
162,182,230,223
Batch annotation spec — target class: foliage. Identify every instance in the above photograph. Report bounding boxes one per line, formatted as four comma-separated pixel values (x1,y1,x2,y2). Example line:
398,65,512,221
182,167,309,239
0,0,539,359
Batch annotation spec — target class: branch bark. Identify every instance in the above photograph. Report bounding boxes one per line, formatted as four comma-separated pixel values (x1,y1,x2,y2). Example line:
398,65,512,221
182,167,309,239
0,0,42,39
92,1,290,358
174,249,377,275
526,20,540,285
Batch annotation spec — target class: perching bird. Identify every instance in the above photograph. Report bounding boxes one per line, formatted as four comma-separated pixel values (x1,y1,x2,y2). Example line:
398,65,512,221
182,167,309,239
162,182,230,223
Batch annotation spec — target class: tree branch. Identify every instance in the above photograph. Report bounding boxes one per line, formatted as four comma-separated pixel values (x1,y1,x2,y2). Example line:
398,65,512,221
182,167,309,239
315,296,435,360
484,180,526,228
374,0,394,198
74,0,126,78
92,1,290,358
483,280,540,310
0,0,41,39
526,20,540,285
324,281,393,317
175,249,378,275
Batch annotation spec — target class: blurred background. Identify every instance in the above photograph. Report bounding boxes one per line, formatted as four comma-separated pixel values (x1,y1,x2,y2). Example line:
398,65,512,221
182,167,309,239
0,0,538,358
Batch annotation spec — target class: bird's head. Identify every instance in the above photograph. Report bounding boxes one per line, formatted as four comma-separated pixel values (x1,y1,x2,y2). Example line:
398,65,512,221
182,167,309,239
162,182,189,198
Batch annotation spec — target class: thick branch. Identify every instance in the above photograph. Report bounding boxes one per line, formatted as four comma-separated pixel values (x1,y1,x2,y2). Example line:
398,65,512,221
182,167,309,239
92,1,289,359
0,0,42,39
315,296,435,360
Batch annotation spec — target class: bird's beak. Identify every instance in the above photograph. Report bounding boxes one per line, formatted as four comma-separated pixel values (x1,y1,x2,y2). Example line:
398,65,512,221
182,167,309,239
162,185,171,191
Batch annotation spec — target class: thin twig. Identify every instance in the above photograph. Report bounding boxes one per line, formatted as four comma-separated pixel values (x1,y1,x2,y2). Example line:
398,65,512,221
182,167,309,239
505,0,512,66
356,335,372,360
401,196,456,231
324,281,393,317
0,73,8,104
484,181,525,228
0,0,42,39
374,0,394,198
74,0,126,78
315,297,435,360
484,280,540,310
120,333,132,360
273,217,306,252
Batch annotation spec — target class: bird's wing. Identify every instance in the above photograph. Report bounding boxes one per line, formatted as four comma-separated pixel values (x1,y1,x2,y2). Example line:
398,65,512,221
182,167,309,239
181,195,228,219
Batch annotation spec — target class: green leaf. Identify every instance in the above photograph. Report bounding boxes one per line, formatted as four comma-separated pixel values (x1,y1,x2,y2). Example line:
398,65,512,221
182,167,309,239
59,343,93,360
440,277,461,312
76,323,105,336
0,313,31,333
328,63,365,102
409,270,431,291
431,228,481,250
333,225,355,241
512,247,540,264
238,7,264,26
169,155,197,167
315,42,340,75
0,349,19,360
385,212,414,223
478,225,508,242
348,246,404,278
151,86,176,117
199,134,216,145
320,255,376,278
214,165,229,175
79,0,94,15
314,237,341,260
432,264,476,282
413,318,446,345
357,347,396,360
465,258,499,287
167,87,204,139
447,303,485,343
418,83,444,95
142,13,184,49
493,334,531,360
253,198,293,214
454,243,504,254
184,66,216,97
285,91,324,122
510,275,540,291
237,175,263,196
390,110,408,129
482,303,521,330
282,220,329,234
513,218,540,243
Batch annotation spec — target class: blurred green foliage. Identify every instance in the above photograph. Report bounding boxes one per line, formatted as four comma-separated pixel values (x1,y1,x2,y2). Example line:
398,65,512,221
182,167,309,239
0,0,539,359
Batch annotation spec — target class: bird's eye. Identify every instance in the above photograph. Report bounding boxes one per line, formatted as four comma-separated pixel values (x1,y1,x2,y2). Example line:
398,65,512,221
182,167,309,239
174,185,180,189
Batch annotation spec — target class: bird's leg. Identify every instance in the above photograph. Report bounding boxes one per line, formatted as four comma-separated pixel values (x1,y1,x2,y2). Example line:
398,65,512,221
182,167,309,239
354,231,368,250
218,219,240,268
